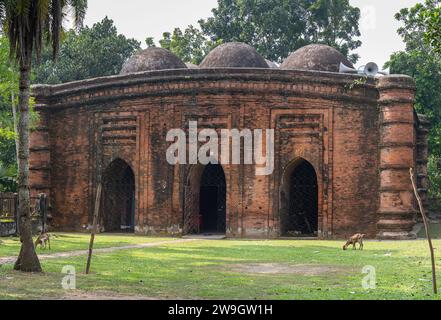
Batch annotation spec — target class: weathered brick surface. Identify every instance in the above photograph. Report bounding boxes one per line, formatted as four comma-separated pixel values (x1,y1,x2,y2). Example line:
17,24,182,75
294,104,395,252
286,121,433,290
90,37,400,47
29,69,427,239
377,76,419,239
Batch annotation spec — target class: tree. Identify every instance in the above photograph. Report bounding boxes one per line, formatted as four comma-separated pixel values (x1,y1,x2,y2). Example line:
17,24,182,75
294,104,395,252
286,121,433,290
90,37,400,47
0,35,18,192
34,17,141,84
153,26,221,65
304,0,361,62
386,0,441,200
418,0,441,54
0,0,88,273
198,0,361,63
147,0,361,64
145,37,156,48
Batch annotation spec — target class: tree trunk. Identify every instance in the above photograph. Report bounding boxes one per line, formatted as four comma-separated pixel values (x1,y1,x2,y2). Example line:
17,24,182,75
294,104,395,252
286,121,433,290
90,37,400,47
13,61,42,273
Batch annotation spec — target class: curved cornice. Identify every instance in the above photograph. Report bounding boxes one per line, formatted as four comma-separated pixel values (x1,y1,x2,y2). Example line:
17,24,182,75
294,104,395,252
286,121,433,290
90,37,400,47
32,68,382,110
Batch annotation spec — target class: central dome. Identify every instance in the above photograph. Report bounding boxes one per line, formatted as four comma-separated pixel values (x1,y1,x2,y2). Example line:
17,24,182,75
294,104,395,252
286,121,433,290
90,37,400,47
200,42,269,68
281,44,354,73
120,48,187,74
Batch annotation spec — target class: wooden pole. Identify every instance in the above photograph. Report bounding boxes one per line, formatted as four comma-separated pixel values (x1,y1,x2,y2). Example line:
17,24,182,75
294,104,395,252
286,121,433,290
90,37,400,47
410,168,437,294
86,183,102,275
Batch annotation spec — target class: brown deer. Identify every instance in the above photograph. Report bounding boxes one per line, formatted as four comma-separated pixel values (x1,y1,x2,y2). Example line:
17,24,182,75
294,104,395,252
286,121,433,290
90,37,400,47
35,233,51,250
343,233,366,251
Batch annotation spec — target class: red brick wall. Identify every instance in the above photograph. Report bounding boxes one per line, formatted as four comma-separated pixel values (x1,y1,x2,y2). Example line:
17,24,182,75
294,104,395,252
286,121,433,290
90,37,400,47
49,107,91,230
30,69,420,239
332,102,379,238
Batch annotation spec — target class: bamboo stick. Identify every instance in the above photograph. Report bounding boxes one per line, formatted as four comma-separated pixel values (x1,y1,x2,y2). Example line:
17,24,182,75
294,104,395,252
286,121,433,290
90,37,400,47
410,168,437,294
86,183,102,275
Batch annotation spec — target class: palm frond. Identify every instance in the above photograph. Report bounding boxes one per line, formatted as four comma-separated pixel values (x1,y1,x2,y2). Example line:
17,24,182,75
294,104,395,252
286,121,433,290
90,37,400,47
68,0,87,30
1,0,88,65
0,0,6,19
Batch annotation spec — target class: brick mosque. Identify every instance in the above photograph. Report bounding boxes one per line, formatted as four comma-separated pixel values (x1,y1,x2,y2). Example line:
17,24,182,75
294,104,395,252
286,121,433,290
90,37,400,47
29,42,430,240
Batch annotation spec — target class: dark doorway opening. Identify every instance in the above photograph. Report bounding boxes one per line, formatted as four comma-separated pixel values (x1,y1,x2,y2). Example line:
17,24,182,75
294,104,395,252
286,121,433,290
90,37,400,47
101,159,135,233
282,160,318,237
199,164,226,234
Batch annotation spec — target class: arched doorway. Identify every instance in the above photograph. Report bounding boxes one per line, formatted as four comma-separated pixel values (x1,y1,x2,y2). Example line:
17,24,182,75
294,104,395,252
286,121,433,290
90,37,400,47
200,164,226,234
183,164,226,235
280,159,318,237
101,159,135,233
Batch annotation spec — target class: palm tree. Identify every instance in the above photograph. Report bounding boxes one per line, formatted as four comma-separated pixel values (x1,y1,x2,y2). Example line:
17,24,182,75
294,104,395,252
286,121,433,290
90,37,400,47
0,0,87,272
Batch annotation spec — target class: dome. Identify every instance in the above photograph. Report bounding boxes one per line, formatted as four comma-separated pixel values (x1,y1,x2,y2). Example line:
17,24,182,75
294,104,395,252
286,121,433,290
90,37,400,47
200,42,269,68
281,44,354,73
120,47,187,74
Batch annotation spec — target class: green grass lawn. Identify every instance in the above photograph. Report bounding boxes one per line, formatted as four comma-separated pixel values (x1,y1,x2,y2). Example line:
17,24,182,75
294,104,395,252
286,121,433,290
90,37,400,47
0,233,172,257
1,236,441,300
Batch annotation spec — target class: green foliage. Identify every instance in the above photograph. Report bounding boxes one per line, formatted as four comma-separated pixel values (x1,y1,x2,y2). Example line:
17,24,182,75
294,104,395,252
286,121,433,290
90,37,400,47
33,17,141,84
0,162,17,193
428,156,441,199
154,26,222,65
0,35,17,191
0,37,18,98
393,0,441,54
419,0,441,54
386,1,441,200
199,0,361,63
148,0,361,64
344,77,367,91
145,37,156,48
387,51,441,157
0,121,16,169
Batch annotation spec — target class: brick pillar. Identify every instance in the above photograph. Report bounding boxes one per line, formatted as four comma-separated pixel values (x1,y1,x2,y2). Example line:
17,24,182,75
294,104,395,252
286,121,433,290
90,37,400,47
29,109,51,217
377,75,417,240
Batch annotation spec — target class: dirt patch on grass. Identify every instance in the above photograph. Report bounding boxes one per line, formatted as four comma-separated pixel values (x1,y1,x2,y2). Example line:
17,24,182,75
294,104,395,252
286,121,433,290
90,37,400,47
230,263,349,276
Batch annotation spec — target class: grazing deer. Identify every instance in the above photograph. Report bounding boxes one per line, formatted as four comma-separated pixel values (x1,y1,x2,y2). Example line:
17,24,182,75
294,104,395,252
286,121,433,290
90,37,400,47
343,233,366,251
35,233,51,250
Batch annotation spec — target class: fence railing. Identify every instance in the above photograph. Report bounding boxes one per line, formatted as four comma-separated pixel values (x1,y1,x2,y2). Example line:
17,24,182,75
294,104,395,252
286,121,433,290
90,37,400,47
0,193,18,236
0,193,18,220
1,193,49,237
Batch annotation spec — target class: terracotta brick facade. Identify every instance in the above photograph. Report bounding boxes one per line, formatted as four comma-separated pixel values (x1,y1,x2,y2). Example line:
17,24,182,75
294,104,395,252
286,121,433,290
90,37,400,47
30,68,427,239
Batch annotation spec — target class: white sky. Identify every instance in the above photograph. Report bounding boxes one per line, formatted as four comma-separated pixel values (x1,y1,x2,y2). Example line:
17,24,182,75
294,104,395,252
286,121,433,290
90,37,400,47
80,0,422,68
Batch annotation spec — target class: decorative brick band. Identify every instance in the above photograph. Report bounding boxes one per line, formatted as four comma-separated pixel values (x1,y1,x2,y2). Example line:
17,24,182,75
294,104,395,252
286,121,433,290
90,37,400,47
32,68,378,110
